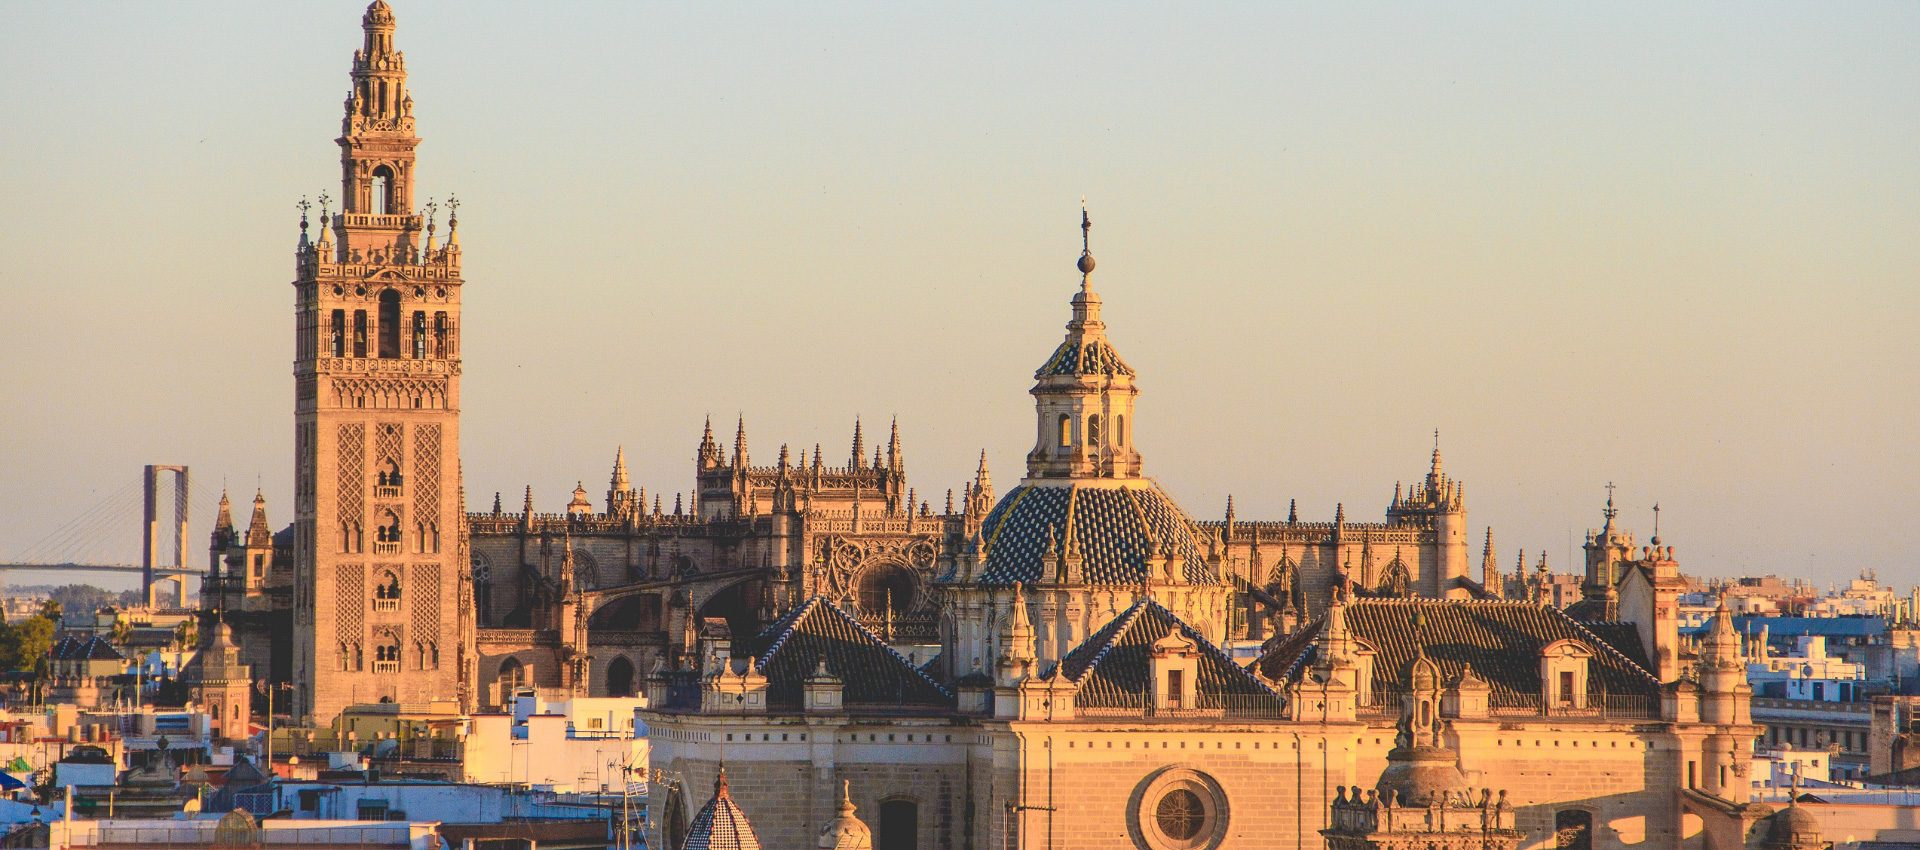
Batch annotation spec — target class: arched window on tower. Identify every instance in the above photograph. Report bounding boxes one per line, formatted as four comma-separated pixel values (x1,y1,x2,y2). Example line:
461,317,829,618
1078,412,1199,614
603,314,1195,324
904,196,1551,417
378,290,401,358
1117,414,1125,446
433,313,448,358
374,569,402,611
1086,414,1101,449
353,311,368,357
1057,414,1072,448
374,639,400,673
411,311,427,359
371,165,394,215
330,309,346,357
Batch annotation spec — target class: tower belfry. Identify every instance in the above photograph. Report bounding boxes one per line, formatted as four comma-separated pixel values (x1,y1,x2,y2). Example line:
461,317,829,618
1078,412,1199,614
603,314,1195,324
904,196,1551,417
292,0,469,723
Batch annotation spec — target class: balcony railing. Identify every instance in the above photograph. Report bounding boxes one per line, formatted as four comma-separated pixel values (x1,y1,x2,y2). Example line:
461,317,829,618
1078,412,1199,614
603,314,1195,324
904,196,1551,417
373,599,400,613
1074,692,1289,721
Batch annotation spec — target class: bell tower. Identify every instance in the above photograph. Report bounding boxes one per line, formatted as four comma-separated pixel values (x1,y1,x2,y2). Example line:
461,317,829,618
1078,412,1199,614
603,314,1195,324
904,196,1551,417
291,0,470,723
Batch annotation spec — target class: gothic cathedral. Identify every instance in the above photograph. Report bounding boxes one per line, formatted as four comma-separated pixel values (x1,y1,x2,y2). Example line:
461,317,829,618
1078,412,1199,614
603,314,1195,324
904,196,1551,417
290,0,470,721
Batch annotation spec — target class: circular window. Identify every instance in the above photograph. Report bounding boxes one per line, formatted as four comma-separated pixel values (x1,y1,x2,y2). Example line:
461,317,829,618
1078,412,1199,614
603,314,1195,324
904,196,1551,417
1130,768,1226,850
1155,789,1204,840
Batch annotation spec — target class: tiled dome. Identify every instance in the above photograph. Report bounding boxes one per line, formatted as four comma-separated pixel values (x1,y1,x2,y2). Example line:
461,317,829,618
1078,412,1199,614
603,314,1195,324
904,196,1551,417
682,768,761,850
974,482,1213,586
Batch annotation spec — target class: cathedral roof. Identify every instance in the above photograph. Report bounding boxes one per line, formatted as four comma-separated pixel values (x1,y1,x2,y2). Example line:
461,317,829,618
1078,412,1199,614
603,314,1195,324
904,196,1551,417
1059,599,1281,711
750,597,952,711
682,769,761,850
1256,599,1660,705
972,482,1214,586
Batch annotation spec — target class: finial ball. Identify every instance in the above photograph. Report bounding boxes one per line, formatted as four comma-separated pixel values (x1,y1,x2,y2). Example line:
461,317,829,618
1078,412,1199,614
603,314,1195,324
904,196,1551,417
1077,252,1096,275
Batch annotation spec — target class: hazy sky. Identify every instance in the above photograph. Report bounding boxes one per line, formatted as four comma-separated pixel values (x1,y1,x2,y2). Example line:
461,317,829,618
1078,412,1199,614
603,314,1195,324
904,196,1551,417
3,2,1917,588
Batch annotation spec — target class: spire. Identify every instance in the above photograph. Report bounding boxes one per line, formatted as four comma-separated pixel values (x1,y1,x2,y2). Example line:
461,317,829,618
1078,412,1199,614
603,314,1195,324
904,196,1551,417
698,415,721,468
1650,502,1663,546
850,419,865,470
522,485,534,515
974,450,992,492
1428,428,1444,483
611,446,630,490
886,416,902,472
733,414,749,468
246,489,272,548
213,488,235,537
1026,203,1142,480
1287,498,1298,524
1481,527,1500,598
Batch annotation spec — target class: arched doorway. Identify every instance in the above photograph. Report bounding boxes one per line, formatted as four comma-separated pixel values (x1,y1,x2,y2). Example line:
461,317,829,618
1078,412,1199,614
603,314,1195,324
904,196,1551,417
605,656,636,698
878,798,918,850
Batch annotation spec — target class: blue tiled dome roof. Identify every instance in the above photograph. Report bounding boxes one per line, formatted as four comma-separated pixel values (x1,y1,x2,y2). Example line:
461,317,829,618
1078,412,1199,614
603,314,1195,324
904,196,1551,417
974,482,1214,586
1036,337,1135,378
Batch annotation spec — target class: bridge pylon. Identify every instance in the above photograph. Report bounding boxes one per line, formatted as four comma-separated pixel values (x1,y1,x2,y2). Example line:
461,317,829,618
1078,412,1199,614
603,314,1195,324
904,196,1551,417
143,465,189,609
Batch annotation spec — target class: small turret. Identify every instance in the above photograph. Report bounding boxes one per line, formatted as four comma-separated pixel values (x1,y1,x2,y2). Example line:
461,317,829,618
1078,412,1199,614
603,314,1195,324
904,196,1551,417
849,419,865,470
246,489,272,549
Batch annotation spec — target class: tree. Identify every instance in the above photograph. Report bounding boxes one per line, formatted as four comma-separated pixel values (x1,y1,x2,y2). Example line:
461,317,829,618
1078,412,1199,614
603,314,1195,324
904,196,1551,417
36,599,61,623
0,616,58,676
110,618,136,646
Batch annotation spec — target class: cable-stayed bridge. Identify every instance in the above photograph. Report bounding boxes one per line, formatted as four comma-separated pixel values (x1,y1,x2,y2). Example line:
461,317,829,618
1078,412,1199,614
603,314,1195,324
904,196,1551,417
2,466,220,607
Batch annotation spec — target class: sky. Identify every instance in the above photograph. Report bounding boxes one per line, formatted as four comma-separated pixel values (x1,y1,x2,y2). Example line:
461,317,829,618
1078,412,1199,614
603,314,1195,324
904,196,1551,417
2,2,1917,589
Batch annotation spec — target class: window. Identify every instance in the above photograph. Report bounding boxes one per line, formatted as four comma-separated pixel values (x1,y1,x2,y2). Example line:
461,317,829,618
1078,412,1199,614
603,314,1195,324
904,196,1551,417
371,165,394,215
1166,669,1184,709
330,309,346,357
1058,414,1072,448
378,290,401,358
411,311,427,358
1558,671,1576,705
353,311,368,357
1554,810,1592,850
375,511,401,553
374,643,400,673
1086,414,1101,447
433,313,448,357
1116,414,1125,445
374,570,401,610
857,564,915,619
1155,789,1204,842
878,799,918,850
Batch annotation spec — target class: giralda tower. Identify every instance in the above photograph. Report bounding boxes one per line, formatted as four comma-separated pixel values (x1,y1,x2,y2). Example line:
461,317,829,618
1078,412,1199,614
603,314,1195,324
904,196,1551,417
291,0,470,722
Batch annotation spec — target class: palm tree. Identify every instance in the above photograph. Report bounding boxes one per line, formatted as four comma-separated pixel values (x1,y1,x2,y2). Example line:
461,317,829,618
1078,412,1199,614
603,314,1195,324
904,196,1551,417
173,618,200,653
110,618,136,646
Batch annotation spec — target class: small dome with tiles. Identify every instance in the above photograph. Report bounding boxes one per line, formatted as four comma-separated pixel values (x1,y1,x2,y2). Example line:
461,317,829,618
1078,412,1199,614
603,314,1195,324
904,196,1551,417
682,768,761,850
